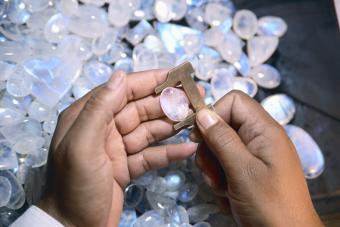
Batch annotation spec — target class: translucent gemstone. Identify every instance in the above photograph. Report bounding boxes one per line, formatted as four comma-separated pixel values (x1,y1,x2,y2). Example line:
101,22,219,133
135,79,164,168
195,60,215,81
147,177,167,193
233,9,258,40
193,222,211,227
250,64,281,89
187,204,219,223
56,96,74,114
58,35,93,61
0,61,12,80
154,0,173,22
124,184,145,208
0,176,11,207
42,114,58,134
0,94,32,114
0,41,32,63
285,125,325,179
185,5,208,31
108,0,132,27
233,52,250,77
144,35,164,53
156,23,202,54
126,20,153,46
160,87,190,122
231,77,258,97
92,28,118,56
99,43,126,64
0,171,25,210
0,143,18,170
133,170,157,186
119,208,138,227
0,1,9,18
163,206,189,224
178,183,199,203
6,65,33,97
133,48,158,72
183,33,204,55
247,35,279,66
12,135,45,155
0,22,23,42
217,31,242,63
8,0,30,24
58,0,79,16
197,81,215,105
114,58,133,73
72,77,94,100
146,190,176,210
83,61,112,87
164,171,186,191
197,46,222,64
0,108,25,126
23,0,49,13
261,94,295,125
44,13,69,44
27,101,50,122
134,210,165,227
170,0,187,21
176,55,199,71
0,118,42,144
203,27,224,47
69,5,108,38
204,3,231,27
258,16,287,37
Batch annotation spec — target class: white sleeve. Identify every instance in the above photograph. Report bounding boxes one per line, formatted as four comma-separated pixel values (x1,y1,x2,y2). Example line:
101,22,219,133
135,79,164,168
10,206,64,227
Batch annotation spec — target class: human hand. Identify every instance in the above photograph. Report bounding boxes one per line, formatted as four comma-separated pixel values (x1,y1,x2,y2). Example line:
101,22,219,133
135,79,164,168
193,91,323,227
38,70,197,227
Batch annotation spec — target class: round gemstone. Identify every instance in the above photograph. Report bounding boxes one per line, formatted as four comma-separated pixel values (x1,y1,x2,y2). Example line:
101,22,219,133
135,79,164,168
44,14,69,44
160,87,190,122
250,64,281,89
257,16,288,37
0,176,12,207
6,65,33,97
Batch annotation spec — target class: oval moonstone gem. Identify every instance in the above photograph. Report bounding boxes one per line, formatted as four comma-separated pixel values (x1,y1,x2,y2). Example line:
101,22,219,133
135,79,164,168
250,64,281,89
285,125,325,179
257,16,287,37
233,9,258,40
261,94,295,125
160,87,190,122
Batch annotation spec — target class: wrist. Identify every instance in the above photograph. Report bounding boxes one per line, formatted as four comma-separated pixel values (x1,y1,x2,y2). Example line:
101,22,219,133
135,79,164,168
37,196,76,227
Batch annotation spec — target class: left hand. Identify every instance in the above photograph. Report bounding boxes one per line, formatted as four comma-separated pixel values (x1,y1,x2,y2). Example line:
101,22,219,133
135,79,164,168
38,70,197,227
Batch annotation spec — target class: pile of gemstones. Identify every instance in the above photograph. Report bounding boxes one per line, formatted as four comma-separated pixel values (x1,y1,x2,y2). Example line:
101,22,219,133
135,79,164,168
0,0,325,226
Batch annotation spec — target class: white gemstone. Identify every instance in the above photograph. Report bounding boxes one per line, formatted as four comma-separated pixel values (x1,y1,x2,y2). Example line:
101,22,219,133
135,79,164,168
8,0,31,24
203,27,224,47
44,14,69,44
233,9,258,40
0,176,12,207
163,205,190,224
0,108,25,126
23,0,49,13
154,0,173,23
178,183,199,202
69,5,108,38
204,3,231,27
160,87,190,122
170,0,187,21
72,77,94,100
0,171,25,210
233,52,250,77
0,143,19,171
183,33,204,55
247,35,279,66
83,61,112,87
27,101,50,122
126,20,153,46
0,61,15,81
133,47,159,71
59,35,93,61
217,31,242,63
12,135,45,155
285,125,325,179
195,59,215,81
109,0,132,27
30,147,49,168
114,58,133,73
6,65,33,97
59,0,79,16
164,170,186,191
134,210,166,226
258,16,287,37
92,28,118,56
146,190,176,210
261,94,295,125
250,64,281,88
43,114,58,134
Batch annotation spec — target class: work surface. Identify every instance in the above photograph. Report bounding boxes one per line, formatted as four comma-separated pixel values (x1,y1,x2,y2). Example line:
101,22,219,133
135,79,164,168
234,0,340,216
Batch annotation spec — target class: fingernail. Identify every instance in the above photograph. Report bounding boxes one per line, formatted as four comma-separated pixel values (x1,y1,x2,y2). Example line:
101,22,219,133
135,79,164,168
107,71,124,89
197,109,218,129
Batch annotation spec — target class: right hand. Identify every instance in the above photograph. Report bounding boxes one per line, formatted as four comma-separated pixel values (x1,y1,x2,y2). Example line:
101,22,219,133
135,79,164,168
194,91,323,227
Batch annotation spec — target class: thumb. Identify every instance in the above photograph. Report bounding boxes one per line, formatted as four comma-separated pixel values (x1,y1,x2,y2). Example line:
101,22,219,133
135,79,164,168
196,109,253,174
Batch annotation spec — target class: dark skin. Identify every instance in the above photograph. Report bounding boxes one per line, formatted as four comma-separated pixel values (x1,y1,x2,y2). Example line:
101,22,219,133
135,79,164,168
38,70,323,227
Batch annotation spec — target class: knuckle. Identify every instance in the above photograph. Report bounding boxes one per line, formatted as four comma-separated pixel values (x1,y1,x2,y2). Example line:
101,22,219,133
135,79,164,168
208,123,237,151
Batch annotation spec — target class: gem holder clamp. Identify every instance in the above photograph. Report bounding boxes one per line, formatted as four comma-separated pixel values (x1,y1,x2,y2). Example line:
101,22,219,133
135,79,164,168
155,61,212,130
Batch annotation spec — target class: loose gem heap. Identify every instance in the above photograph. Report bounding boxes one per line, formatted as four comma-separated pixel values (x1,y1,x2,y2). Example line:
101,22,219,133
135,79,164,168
0,0,325,226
